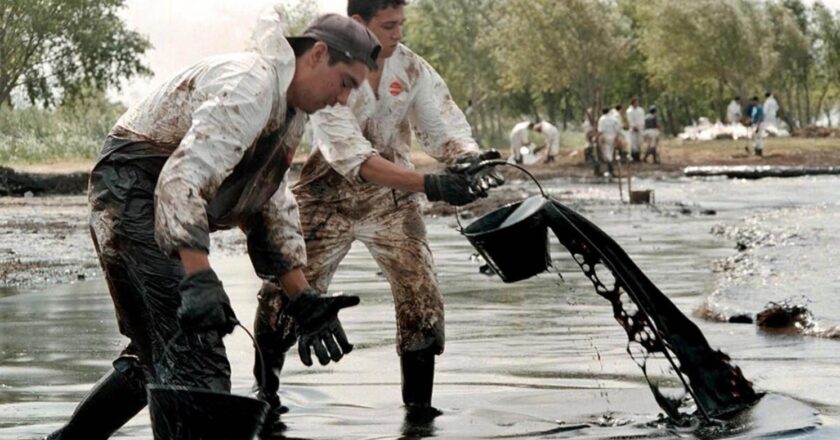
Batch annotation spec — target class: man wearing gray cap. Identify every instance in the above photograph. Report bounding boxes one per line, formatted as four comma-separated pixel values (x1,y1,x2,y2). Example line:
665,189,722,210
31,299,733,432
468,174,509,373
46,9,379,440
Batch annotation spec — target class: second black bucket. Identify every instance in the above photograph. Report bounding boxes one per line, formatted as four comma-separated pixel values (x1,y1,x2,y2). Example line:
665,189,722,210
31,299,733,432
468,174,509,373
148,385,269,440
462,194,552,283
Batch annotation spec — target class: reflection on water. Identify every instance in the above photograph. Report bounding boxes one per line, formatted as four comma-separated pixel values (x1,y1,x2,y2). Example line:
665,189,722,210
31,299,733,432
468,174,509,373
2,176,839,438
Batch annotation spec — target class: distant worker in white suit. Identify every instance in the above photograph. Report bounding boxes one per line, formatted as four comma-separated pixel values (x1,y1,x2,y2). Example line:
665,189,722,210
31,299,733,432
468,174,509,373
533,120,560,163
597,107,621,175
726,96,742,125
510,121,534,164
626,98,645,162
763,92,779,129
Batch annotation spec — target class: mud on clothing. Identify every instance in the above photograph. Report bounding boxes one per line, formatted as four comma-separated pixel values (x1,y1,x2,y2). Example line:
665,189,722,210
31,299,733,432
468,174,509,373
256,43,479,358
89,11,307,389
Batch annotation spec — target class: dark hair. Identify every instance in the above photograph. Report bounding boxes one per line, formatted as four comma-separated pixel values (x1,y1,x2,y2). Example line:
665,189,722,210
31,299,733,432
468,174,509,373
765,92,772,98
751,96,759,101
602,108,610,114
734,96,741,101
348,0,408,22
289,37,354,66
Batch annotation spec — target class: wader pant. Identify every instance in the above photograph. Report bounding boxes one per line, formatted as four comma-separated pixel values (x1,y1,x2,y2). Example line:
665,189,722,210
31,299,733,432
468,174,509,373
630,129,642,162
254,193,444,411
49,146,231,439
596,134,616,176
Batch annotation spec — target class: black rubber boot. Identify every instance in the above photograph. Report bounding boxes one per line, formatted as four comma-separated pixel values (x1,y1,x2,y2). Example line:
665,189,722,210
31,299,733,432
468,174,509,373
46,357,147,440
401,348,442,424
254,346,289,439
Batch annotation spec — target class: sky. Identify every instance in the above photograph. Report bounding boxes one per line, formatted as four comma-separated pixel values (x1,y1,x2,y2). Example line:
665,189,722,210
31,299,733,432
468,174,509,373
118,0,840,105
118,0,347,104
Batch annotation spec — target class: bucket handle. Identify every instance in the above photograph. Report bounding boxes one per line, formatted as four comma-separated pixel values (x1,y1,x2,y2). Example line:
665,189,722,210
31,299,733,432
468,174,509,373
455,160,549,231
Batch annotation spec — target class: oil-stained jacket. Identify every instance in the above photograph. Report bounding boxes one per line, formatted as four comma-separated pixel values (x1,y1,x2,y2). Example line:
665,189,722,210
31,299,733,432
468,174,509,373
295,44,479,203
100,6,307,278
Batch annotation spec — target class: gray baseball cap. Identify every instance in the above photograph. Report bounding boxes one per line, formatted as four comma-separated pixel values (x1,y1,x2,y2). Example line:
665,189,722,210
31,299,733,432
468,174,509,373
289,13,381,70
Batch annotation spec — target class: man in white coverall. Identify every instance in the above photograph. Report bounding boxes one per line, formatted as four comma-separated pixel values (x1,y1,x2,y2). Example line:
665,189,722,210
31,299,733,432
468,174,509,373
47,11,380,440
626,98,645,162
764,92,779,129
252,0,504,429
597,107,621,175
533,120,560,162
510,120,534,163
727,97,742,125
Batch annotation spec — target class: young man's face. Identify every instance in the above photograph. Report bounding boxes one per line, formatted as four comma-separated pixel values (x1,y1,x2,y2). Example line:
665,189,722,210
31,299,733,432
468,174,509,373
293,42,368,113
364,6,405,59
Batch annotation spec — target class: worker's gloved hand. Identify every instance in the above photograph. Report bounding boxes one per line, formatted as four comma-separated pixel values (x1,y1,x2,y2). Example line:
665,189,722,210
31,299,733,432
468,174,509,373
423,149,505,206
285,289,360,367
423,172,483,206
177,269,239,334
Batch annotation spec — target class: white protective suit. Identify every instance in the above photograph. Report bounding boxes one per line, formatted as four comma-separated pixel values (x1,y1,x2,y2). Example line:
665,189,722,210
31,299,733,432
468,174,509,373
535,121,560,158
106,4,306,271
597,113,621,163
764,95,779,128
626,104,645,157
727,100,742,125
263,43,479,358
510,121,532,163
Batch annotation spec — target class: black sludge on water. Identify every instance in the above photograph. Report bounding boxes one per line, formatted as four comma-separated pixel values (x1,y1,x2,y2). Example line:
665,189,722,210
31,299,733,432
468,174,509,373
464,194,762,422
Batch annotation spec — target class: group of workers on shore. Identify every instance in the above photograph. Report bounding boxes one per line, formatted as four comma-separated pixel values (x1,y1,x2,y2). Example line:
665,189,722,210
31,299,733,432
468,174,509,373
509,98,662,176
726,93,779,157
48,1,506,439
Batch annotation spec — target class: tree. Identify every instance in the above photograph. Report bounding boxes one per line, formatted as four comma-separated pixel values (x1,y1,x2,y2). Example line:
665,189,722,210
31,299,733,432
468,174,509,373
636,0,773,122
483,0,630,124
282,0,319,36
405,0,501,142
0,0,151,107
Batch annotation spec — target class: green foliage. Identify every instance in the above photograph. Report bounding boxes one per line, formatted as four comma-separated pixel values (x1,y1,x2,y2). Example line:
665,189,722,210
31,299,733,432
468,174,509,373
0,88,124,164
283,0,319,35
404,0,840,141
0,0,151,107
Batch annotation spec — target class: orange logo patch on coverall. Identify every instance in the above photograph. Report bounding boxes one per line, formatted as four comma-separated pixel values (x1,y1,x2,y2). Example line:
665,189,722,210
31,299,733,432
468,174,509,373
389,81,403,96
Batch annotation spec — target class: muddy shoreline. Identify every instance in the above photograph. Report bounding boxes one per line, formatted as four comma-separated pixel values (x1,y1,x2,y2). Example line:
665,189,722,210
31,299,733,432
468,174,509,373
4,140,840,288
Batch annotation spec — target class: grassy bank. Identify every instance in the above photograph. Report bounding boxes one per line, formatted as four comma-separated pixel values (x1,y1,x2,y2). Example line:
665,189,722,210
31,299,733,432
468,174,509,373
0,96,124,167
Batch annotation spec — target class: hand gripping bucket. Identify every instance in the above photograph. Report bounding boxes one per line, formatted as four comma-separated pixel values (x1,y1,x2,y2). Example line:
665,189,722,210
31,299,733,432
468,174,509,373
147,325,270,439
458,161,552,283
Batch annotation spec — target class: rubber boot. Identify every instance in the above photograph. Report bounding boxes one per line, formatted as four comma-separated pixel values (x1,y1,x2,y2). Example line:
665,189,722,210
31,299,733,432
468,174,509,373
401,349,442,423
46,357,147,440
255,347,289,439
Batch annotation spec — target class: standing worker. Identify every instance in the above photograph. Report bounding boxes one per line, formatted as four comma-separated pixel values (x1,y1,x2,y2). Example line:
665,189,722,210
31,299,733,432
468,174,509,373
750,96,765,156
626,98,645,162
597,107,620,175
727,97,742,125
510,120,534,164
533,120,560,163
252,0,505,430
46,10,379,439
643,106,662,163
763,92,779,130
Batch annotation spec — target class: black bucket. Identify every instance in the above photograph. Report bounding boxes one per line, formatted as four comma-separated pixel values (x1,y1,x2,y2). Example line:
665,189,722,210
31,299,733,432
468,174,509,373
148,385,269,439
147,325,270,439
459,161,552,283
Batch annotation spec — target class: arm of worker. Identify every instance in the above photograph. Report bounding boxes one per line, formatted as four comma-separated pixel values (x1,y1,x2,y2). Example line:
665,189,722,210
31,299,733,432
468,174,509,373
156,64,274,335
243,178,359,366
310,101,379,185
408,58,480,164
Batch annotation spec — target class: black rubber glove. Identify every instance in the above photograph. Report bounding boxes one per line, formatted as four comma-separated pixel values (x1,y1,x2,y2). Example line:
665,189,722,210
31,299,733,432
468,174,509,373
285,289,360,366
177,269,239,334
423,172,482,206
449,149,506,194
424,149,505,206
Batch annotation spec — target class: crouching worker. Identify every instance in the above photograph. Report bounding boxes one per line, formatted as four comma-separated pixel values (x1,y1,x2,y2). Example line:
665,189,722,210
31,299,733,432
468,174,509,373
46,9,380,440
